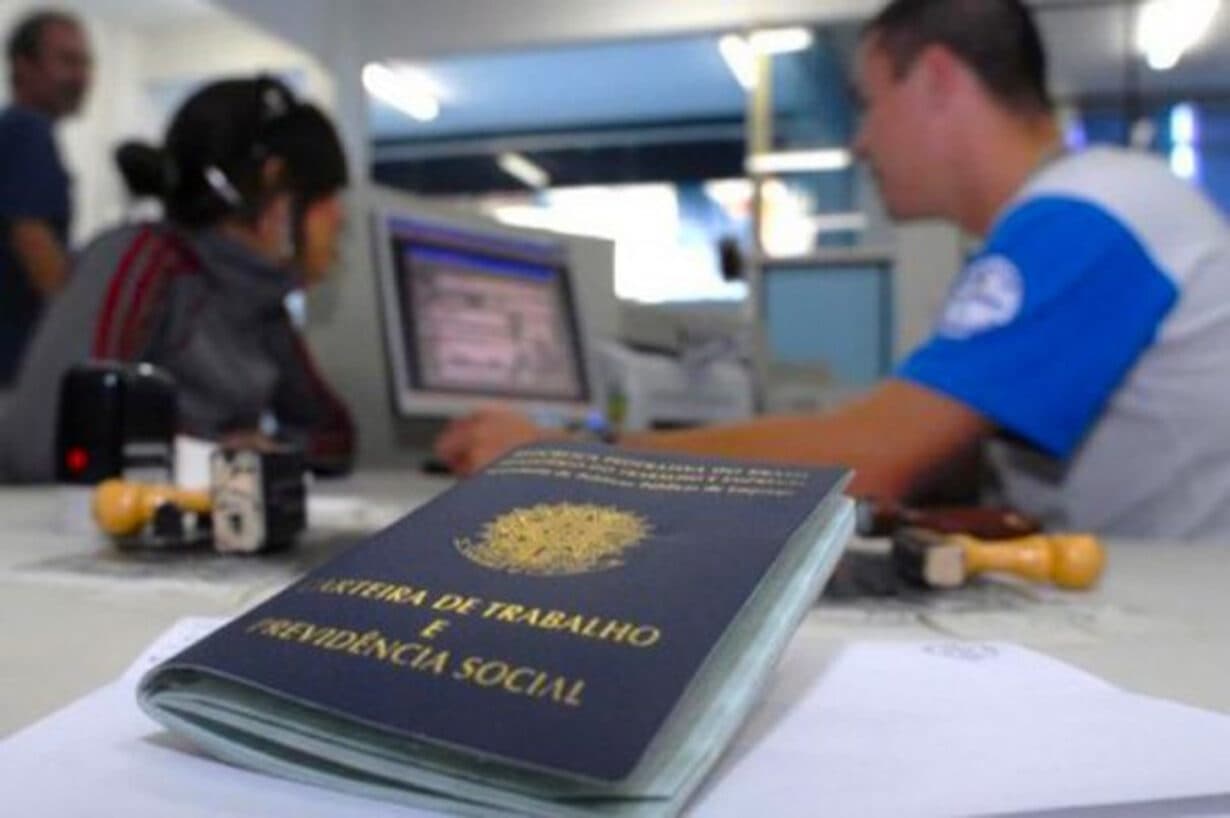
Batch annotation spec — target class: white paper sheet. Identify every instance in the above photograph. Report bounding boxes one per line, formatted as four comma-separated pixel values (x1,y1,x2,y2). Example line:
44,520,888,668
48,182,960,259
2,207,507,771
0,618,433,818
3,621,1229,817
693,641,1230,817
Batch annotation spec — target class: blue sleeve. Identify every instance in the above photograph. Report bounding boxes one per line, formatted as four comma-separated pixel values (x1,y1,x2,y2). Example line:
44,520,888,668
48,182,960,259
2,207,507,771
0,112,65,221
897,196,1178,458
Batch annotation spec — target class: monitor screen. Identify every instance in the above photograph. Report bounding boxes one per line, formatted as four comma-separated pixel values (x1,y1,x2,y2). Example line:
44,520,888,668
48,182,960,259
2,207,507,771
762,260,894,386
375,214,592,418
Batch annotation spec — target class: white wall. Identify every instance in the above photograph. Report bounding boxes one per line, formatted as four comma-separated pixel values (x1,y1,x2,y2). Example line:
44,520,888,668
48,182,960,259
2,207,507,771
892,223,962,358
137,14,334,107
57,19,151,244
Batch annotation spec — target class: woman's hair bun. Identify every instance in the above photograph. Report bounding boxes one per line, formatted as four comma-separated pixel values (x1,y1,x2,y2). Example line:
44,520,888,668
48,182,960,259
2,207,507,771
115,141,176,199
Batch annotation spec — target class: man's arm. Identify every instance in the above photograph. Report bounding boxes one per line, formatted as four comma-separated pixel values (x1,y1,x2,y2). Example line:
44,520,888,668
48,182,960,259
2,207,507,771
620,379,990,499
435,379,992,501
9,218,67,297
0,113,71,299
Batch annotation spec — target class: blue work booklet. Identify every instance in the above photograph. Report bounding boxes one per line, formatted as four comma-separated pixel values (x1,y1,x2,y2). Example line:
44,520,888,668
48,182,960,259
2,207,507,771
138,442,854,817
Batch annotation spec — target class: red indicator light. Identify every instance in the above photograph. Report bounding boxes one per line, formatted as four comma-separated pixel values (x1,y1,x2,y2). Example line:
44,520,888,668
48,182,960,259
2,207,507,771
66,447,89,473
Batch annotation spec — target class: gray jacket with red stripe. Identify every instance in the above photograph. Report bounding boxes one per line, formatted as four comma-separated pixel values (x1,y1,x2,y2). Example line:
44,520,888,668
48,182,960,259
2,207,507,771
0,223,354,482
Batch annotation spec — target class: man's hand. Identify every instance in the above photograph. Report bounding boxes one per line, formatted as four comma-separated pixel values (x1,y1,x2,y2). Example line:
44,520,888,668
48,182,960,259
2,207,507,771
433,407,567,475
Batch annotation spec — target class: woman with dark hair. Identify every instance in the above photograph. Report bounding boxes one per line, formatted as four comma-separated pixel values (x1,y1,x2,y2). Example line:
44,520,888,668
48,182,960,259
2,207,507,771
0,77,355,481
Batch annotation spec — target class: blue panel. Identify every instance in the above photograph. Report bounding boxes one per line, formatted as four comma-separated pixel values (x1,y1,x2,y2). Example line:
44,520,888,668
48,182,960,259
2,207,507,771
763,265,891,385
369,38,748,140
1202,152,1230,215
1195,105,1230,215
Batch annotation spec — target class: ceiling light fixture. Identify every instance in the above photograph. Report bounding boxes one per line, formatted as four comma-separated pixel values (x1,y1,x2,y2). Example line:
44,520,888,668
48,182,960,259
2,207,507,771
1170,102,1198,145
1170,144,1199,180
718,27,815,91
718,34,757,90
747,27,814,55
1136,0,1221,71
362,62,440,122
1169,103,1200,181
745,149,853,175
497,152,550,189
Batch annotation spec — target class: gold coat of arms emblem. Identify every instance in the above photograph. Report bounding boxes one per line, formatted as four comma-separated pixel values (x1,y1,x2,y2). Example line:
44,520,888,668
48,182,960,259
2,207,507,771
455,503,651,575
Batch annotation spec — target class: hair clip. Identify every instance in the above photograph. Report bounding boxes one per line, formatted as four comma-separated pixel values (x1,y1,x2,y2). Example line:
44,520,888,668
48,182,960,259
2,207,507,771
261,84,291,121
203,165,243,207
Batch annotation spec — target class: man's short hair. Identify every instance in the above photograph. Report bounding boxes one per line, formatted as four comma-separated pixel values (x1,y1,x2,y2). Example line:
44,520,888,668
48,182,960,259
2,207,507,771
7,9,80,65
863,0,1052,114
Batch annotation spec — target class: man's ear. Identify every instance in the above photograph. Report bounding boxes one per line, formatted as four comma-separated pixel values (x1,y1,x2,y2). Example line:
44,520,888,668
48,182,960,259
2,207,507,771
913,44,964,112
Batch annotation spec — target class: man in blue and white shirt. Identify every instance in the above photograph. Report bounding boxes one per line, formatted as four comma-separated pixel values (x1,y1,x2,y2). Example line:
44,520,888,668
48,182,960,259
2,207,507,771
434,0,1230,540
900,147,1230,539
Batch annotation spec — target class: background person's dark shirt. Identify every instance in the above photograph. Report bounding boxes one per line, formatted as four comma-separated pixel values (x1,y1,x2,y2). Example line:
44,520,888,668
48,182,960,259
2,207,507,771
0,105,70,385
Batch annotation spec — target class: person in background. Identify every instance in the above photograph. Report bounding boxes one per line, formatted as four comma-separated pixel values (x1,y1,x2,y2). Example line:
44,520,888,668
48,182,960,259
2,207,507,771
0,9,91,385
433,0,1230,541
0,77,354,481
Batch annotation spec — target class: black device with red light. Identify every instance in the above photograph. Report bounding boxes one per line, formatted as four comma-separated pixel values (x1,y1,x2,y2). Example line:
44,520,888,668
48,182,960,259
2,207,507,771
55,362,177,484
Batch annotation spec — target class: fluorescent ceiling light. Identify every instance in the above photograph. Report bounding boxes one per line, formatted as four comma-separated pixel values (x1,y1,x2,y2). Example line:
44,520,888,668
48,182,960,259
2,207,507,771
1136,0,1220,71
703,178,754,206
759,178,795,204
719,34,756,90
497,152,550,189
746,149,853,175
362,62,440,121
718,27,814,90
1170,102,1198,145
747,27,814,55
1170,144,1199,180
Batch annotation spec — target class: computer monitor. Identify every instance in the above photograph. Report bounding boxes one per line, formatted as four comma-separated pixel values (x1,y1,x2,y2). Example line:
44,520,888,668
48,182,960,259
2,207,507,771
760,254,894,386
372,211,595,420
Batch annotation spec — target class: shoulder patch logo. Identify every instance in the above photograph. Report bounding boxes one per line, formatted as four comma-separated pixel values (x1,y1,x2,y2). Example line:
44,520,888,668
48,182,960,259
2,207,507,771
938,254,1025,339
